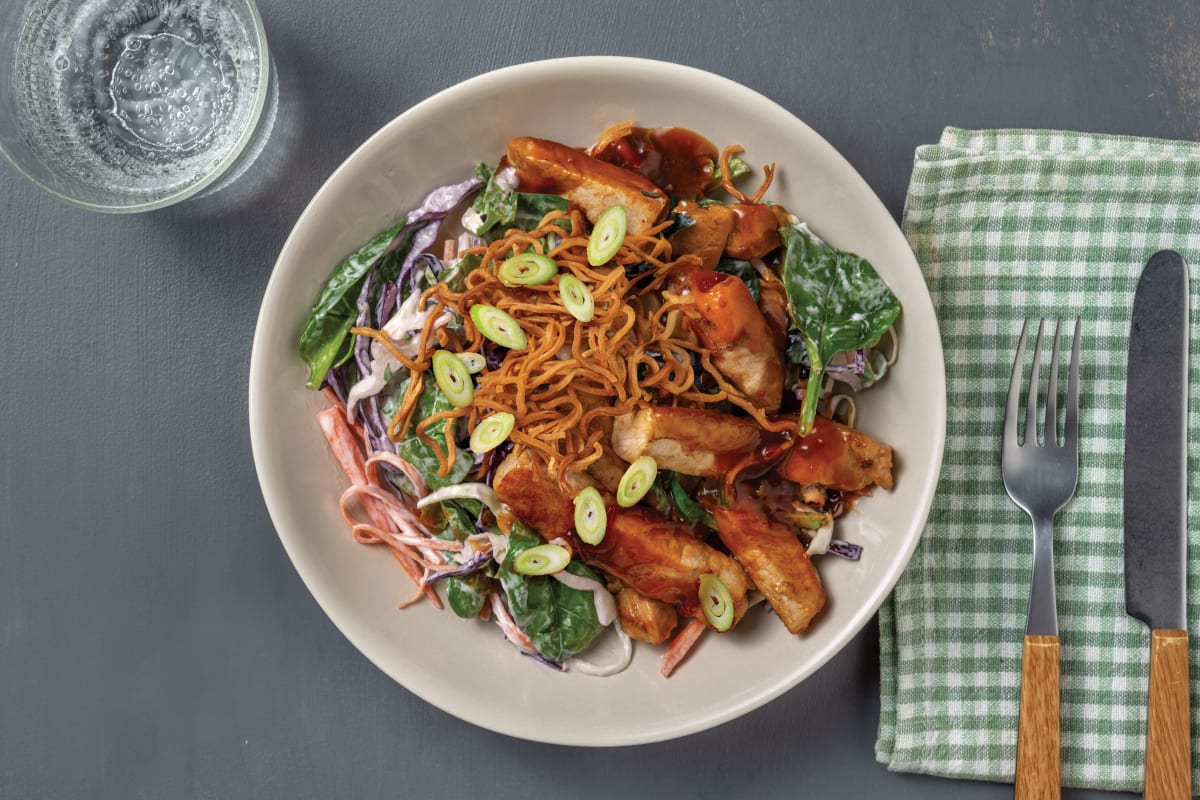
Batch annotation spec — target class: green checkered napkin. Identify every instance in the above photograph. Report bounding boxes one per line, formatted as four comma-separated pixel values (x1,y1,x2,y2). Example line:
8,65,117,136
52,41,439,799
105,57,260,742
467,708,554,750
876,127,1200,791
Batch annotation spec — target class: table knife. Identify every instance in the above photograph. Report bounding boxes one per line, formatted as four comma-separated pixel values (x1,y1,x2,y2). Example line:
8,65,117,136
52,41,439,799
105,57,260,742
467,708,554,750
1123,250,1192,800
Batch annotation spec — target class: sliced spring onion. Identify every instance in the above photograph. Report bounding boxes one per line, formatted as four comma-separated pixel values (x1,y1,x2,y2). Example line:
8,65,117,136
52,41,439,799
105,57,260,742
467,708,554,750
616,456,657,508
470,412,515,454
558,274,595,322
498,252,558,286
587,205,627,266
512,544,571,576
469,304,528,350
698,574,734,632
573,486,607,545
458,352,486,374
431,350,474,408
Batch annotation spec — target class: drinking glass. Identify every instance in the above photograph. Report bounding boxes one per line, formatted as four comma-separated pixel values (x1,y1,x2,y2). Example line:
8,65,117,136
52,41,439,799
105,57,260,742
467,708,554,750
0,0,276,212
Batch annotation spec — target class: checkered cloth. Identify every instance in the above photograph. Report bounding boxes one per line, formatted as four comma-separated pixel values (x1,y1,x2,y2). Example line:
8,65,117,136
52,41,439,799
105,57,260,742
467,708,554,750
876,127,1200,791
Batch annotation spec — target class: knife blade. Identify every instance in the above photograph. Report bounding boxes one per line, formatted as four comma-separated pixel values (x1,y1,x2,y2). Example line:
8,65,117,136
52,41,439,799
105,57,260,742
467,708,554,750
1123,249,1191,800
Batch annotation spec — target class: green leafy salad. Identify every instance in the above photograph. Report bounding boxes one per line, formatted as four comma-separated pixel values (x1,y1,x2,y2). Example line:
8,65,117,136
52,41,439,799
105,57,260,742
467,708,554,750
300,123,901,677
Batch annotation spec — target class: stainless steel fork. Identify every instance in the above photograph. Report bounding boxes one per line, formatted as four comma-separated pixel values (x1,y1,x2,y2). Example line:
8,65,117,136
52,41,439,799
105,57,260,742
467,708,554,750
1002,318,1081,800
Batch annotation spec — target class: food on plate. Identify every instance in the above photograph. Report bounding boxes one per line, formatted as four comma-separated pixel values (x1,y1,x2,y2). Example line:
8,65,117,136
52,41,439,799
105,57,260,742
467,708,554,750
297,122,901,677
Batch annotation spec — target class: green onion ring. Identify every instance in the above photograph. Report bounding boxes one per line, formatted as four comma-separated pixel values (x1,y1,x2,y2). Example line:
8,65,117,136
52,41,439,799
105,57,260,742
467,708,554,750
431,350,474,408
573,486,608,545
498,252,558,287
616,456,658,508
458,352,486,374
587,205,627,266
513,544,571,576
470,412,515,454
558,274,595,322
469,304,528,351
699,574,734,632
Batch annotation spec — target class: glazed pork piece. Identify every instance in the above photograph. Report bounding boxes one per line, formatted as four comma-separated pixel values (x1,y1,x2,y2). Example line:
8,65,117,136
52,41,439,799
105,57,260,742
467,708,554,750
611,405,763,478
491,449,593,539
506,137,667,235
577,505,753,630
777,415,894,492
723,203,785,260
615,584,679,645
709,498,826,634
667,201,790,266
494,446,753,631
667,200,735,270
683,267,786,410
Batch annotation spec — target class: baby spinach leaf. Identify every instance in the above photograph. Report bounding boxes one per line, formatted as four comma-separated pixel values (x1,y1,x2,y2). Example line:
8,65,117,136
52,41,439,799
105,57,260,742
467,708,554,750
470,164,517,236
440,498,482,540
298,219,407,388
513,193,568,231
663,471,717,530
379,378,472,492
780,224,901,435
438,253,479,294
431,510,492,619
470,163,568,239
498,524,604,663
711,155,750,184
446,575,490,619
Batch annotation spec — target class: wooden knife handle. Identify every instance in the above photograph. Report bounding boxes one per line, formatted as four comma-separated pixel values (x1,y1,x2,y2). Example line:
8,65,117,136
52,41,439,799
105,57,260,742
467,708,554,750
1145,629,1192,800
1016,634,1061,800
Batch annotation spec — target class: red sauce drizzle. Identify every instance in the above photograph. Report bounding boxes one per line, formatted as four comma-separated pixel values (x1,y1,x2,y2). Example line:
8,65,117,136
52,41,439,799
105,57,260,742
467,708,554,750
594,127,719,200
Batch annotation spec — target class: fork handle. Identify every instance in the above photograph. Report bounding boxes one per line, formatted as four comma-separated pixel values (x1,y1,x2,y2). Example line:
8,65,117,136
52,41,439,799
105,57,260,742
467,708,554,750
1016,634,1061,800
1144,629,1191,800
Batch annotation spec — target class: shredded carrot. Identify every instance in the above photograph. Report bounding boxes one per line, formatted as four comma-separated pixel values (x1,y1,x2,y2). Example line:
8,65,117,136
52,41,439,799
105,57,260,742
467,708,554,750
316,406,443,609
661,619,707,677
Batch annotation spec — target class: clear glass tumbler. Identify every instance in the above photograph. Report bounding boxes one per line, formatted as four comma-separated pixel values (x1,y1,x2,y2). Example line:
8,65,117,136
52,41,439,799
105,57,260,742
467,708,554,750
0,0,275,212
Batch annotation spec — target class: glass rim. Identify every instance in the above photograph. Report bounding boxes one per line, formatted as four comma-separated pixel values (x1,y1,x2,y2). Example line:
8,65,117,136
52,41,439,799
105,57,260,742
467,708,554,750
0,0,273,214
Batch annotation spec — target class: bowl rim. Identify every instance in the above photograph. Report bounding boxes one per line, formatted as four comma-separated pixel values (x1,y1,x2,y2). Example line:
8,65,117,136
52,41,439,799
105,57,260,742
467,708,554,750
249,54,947,745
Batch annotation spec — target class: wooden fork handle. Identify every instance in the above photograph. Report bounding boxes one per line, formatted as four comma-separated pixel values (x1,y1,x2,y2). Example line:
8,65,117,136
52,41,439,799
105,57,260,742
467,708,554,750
1016,634,1061,800
1144,629,1191,800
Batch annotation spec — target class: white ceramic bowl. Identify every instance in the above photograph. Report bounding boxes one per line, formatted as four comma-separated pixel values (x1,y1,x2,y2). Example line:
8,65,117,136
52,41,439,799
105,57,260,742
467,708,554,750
249,56,946,746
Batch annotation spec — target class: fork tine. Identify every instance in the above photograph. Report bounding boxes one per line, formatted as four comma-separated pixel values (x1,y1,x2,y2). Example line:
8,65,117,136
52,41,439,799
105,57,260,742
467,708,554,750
1024,320,1045,445
1064,317,1082,450
1005,319,1031,446
1044,320,1062,446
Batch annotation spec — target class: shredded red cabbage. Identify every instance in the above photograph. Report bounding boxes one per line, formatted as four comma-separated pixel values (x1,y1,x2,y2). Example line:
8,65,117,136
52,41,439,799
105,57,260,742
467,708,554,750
825,348,866,374
376,280,398,328
338,176,484,482
827,539,863,560
424,550,493,585
523,652,565,671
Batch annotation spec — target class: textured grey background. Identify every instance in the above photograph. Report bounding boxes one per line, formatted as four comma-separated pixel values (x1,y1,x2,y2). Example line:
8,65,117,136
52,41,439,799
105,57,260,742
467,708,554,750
3,1,1198,797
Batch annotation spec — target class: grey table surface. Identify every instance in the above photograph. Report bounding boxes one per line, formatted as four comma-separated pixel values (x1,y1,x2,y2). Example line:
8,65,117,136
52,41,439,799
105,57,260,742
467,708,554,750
3,1,1198,797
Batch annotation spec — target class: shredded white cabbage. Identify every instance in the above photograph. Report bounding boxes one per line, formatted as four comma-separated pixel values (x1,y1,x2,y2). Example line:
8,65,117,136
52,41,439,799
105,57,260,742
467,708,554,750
808,522,834,556
344,290,453,416
417,483,503,517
